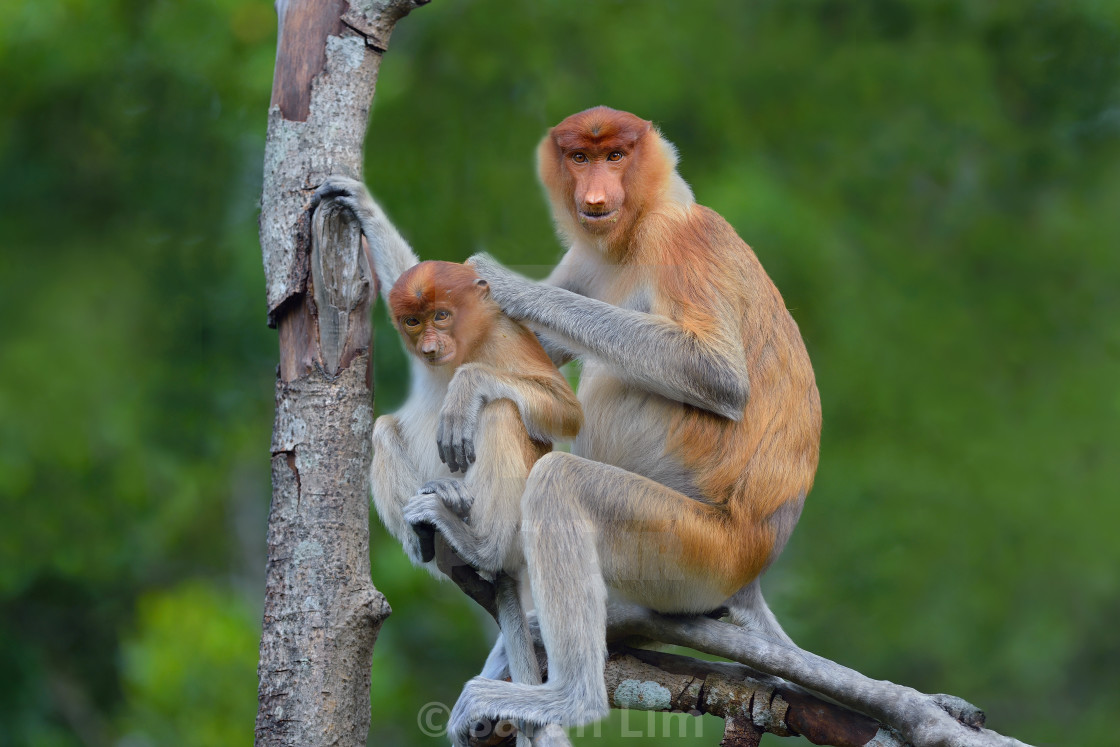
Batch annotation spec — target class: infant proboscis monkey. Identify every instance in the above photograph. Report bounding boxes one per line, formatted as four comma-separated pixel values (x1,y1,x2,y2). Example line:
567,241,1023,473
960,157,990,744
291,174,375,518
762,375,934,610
361,253,582,742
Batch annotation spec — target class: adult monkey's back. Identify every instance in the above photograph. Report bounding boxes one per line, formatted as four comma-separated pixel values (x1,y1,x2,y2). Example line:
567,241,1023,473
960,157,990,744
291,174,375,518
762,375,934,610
324,106,822,740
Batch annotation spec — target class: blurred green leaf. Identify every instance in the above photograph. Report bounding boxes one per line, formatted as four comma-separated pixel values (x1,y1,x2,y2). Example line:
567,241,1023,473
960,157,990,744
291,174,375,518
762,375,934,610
2,0,1118,745
117,582,258,747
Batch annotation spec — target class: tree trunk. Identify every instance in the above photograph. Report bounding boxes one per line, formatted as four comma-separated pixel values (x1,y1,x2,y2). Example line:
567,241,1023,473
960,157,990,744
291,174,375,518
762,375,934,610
254,2,429,746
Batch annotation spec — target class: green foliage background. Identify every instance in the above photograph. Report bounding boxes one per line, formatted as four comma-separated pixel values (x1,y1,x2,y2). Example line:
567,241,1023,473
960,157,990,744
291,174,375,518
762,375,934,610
1,1,1117,745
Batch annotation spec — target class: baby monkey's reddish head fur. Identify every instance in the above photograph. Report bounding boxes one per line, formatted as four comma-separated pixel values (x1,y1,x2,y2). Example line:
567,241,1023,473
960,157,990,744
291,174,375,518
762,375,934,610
389,260,495,368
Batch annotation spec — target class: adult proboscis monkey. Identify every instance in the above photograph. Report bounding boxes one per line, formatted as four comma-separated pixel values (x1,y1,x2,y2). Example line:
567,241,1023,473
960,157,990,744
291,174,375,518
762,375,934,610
316,105,821,742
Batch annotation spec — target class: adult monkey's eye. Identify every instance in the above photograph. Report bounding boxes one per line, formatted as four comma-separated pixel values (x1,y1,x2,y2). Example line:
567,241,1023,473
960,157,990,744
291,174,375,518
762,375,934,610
403,317,420,327
607,151,624,162
434,310,451,321
571,152,588,163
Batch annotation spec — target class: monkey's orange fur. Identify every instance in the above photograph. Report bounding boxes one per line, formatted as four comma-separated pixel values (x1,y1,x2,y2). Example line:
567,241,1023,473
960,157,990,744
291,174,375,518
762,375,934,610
539,107,821,602
390,260,583,445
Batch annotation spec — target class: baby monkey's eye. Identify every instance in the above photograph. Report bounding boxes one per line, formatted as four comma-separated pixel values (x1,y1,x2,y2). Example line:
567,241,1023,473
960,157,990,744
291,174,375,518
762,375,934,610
607,151,624,162
571,152,588,164
403,317,420,327
434,310,451,321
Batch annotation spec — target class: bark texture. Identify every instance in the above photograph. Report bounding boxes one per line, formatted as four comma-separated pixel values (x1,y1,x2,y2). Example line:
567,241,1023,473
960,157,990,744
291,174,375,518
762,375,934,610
607,607,1031,747
261,0,429,324
475,643,1022,747
255,2,428,745
256,360,386,746
603,649,881,747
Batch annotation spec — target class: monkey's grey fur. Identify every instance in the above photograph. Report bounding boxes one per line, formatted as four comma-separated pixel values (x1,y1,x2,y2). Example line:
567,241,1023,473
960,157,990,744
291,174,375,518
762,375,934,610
313,175,800,747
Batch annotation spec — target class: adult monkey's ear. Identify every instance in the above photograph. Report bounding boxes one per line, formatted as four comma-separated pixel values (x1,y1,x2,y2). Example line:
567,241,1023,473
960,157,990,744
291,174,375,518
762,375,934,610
474,277,490,298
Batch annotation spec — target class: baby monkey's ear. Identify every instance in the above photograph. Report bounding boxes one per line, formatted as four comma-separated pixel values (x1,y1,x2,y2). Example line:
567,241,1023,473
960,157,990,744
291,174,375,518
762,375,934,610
474,278,490,297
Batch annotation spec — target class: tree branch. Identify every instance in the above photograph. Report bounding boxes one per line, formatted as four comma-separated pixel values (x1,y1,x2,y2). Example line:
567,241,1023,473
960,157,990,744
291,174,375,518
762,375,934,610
607,607,1030,747
605,648,889,747
460,598,1029,747
435,536,499,619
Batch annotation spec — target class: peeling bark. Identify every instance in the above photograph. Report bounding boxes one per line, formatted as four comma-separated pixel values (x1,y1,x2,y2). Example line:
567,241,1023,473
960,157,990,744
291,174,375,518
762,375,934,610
261,0,431,323
255,2,428,745
608,608,1031,747
604,649,885,747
